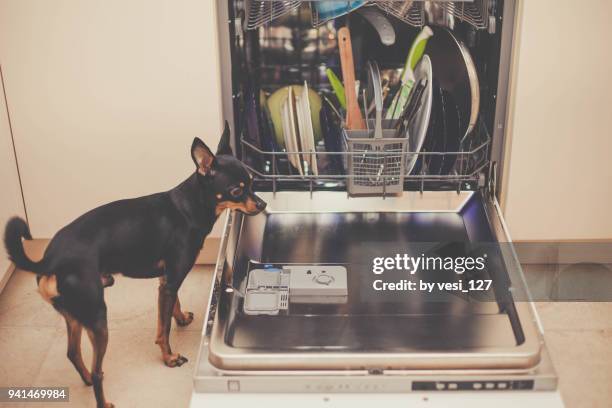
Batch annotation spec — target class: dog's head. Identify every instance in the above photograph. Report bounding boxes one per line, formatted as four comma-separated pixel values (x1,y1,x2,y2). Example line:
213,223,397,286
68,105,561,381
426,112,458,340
190,122,267,216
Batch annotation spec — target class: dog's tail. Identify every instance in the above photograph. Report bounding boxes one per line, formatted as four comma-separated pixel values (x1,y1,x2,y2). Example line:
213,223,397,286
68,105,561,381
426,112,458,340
4,217,42,274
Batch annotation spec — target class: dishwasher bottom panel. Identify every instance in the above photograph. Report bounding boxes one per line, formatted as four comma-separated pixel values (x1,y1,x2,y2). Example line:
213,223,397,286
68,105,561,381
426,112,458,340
205,191,543,372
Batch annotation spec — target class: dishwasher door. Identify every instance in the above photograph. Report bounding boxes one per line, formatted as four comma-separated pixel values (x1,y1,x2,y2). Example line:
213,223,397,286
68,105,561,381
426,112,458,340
203,191,543,372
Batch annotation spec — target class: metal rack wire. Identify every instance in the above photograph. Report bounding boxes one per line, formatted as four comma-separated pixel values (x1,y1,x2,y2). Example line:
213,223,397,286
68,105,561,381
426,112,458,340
239,119,491,196
375,0,490,29
310,2,370,27
438,0,490,30
245,1,491,31
375,1,425,28
244,0,303,31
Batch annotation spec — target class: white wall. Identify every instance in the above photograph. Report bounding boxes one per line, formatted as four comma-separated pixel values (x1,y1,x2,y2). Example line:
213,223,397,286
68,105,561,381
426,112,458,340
0,0,224,238
0,70,27,279
1,0,611,243
503,0,612,241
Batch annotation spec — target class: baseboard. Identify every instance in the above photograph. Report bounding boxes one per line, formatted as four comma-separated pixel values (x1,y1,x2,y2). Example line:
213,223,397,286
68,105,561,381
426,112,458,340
19,236,222,268
514,239,612,265
0,263,16,294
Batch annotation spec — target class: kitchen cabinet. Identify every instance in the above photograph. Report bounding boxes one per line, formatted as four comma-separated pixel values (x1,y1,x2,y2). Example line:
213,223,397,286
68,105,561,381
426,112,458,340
502,0,612,241
0,72,26,287
0,0,610,245
0,0,225,239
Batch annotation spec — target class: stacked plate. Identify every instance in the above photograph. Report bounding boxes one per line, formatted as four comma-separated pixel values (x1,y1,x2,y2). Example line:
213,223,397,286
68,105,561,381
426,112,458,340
388,26,480,176
269,83,322,176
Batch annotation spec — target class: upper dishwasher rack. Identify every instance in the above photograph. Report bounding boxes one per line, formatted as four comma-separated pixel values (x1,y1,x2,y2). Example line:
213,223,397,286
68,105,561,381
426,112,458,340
244,0,493,31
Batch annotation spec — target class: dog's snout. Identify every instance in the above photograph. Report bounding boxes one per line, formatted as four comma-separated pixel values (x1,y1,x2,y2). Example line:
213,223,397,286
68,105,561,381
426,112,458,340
244,194,267,215
256,199,267,211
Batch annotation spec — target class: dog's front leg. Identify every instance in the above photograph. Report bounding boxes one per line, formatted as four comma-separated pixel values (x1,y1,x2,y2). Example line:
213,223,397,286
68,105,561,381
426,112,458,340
155,277,188,367
173,296,194,326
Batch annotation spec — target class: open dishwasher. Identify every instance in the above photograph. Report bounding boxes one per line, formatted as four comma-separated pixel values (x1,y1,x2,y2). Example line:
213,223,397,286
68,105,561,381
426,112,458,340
192,1,562,406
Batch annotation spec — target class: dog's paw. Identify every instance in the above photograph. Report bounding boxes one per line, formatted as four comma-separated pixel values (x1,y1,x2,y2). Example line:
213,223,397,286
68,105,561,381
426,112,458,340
175,311,194,327
163,353,188,367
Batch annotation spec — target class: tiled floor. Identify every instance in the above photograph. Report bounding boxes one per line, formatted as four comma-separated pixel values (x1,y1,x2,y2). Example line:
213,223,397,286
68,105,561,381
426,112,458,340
0,266,213,408
524,263,612,408
0,264,610,407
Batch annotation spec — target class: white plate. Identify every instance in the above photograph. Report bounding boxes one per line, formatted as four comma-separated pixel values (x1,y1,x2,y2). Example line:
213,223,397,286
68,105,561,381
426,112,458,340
405,55,433,174
295,81,318,175
281,87,303,175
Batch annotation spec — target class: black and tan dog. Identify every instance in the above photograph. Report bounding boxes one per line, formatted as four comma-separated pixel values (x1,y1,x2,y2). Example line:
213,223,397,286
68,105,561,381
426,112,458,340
3,123,266,408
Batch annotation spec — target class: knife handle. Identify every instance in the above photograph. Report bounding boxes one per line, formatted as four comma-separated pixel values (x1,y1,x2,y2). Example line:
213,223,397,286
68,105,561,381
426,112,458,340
338,27,366,130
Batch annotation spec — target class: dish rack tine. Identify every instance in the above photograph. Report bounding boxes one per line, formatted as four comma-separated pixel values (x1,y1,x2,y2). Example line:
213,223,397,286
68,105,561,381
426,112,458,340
245,0,303,30
285,150,294,176
382,171,387,199
440,0,490,30
457,147,465,193
376,0,490,31
244,0,491,31
419,157,426,194
382,153,387,199
376,1,425,28
272,153,277,196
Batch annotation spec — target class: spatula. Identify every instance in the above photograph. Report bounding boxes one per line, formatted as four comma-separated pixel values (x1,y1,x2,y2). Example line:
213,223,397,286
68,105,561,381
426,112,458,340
326,68,346,110
386,26,433,120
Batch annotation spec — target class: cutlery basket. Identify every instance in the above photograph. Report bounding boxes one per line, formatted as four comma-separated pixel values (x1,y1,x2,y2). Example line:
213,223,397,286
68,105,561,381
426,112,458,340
343,119,409,196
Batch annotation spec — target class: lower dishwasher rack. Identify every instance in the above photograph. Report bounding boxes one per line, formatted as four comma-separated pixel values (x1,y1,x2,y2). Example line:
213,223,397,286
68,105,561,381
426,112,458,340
195,191,554,392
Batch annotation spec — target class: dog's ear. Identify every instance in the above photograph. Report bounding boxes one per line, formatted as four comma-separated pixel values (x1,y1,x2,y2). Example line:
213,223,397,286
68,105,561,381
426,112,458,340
216,120,233,156
191,137,215,176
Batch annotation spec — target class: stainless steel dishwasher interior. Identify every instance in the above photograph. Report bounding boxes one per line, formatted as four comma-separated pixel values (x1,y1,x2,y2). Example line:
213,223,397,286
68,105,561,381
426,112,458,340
206,191,542,371
196,0,557,394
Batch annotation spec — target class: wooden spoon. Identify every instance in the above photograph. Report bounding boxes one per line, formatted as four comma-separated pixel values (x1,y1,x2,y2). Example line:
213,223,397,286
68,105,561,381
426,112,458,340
338,27,366,130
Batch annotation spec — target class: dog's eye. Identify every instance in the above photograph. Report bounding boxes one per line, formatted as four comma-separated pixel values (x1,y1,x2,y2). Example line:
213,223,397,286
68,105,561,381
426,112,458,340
229,187,243,198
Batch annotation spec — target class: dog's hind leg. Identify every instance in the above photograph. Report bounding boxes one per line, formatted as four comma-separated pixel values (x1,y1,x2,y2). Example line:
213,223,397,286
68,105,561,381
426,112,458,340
62,312,92,386
172,296,194,327
86,315,113,408
51,265,112,407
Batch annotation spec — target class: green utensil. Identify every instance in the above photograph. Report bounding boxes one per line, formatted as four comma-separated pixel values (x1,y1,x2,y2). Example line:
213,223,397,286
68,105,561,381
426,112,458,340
386,26,433,119
326,68,346,110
